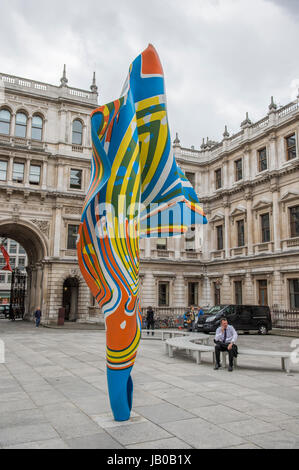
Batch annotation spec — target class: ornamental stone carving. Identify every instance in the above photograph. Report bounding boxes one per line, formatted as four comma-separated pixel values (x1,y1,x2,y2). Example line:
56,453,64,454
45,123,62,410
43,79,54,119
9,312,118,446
65,206,82,215
30,219,50,237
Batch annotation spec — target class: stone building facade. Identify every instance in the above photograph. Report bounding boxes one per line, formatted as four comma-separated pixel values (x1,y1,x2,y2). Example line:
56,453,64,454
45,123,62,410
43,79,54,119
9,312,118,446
0,69,98,324
140,96,299,312
0,68,298,325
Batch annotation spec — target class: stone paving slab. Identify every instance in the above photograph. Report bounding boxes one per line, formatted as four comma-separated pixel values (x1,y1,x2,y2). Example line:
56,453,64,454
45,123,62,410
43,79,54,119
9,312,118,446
126,437,192,449
134,403,196,424
161,417,247,449
0,320,299,449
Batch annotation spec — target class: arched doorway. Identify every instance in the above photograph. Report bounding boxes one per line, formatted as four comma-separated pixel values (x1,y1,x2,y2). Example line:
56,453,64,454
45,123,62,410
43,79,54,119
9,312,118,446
0,220,47,320
62,277,79,321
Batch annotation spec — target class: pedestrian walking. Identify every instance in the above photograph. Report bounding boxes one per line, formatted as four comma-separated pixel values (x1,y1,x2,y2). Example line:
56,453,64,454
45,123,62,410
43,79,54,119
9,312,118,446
35,307,42,328
197,306,204,320
189,306,196,331
146,306,155,336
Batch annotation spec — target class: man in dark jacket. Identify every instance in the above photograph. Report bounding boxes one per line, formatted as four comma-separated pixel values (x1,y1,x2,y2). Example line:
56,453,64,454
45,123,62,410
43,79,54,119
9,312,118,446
146,306,155,336
35,307,42,328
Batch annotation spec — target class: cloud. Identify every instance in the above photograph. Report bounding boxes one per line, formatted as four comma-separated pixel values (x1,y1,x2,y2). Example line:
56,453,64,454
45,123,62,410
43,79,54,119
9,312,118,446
0,0,298,148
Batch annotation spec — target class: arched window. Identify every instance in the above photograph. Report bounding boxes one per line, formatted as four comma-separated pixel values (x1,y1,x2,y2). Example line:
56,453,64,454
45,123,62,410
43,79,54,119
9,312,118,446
15,112,27,138
72,119,83,145
32,115,43,141
0,109,11,135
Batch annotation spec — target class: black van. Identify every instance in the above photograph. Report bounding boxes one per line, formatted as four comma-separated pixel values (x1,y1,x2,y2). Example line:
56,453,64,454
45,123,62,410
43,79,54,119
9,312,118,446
201,305,272,335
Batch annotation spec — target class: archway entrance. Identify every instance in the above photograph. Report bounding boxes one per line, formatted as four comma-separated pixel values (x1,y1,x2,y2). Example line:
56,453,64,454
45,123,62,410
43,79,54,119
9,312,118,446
62,277,79,321
0,221,47,320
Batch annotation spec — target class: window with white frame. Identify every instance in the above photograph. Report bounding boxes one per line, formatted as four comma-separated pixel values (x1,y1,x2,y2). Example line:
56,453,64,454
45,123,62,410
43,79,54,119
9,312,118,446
0,109,11,135
31,115,43,141
15,112,27,138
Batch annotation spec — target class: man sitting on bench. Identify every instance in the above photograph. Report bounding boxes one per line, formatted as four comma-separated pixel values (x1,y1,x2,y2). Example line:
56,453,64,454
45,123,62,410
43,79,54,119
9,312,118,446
214,317,238,372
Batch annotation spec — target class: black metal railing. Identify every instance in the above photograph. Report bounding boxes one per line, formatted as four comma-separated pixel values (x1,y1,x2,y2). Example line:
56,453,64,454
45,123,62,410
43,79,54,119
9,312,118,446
271,309,299,331
141,307,186,329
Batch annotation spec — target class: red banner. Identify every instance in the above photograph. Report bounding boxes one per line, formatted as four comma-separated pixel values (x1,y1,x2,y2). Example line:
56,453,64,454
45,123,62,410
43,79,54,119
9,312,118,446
0,245,12,272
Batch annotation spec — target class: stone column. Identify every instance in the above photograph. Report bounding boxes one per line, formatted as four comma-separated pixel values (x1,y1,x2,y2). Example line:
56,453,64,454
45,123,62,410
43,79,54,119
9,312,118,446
82,124,87,148
53,205,62,257
57,164,64,191
174,237,181,259
145,238,151,258
41,262,49,324
223,157,228,189
34,263,43,310
11,113,16,136
243,147,250,180
173,274,185,307
27,116,32,140
244,272,254,304
271,182,280,252
245,191,253,255
203,276,212,307
29,267,37,316
222,275,231,304
269,133,278,170
141,272,155,308
272,270,282,308
24,267,32,318
42,160,48,189
59,109,67,142
224,200,230,258
7,155,13,184
24,158,31,186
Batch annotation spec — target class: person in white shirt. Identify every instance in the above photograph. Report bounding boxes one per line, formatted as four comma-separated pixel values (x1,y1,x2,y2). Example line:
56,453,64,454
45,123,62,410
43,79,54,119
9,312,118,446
214,317,238,372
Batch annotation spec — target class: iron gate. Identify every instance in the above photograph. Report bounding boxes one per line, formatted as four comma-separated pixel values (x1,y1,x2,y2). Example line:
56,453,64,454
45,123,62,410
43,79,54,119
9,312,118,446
9,269,27,319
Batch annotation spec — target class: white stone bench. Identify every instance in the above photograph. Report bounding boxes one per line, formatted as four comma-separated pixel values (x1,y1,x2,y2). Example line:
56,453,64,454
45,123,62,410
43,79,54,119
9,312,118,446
141,329,192,341
165,335,294,373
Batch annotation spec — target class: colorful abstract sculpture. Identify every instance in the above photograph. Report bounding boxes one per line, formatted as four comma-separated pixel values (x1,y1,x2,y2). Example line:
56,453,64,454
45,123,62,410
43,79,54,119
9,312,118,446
77,44,207,421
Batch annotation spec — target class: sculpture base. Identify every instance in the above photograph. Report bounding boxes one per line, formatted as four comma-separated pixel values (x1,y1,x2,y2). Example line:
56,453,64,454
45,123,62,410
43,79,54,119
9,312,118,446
107,366,133,422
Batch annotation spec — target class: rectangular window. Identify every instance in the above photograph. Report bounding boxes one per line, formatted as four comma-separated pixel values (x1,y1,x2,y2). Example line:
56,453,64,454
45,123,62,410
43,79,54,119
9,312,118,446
9,242,17,254
19,245,26,254
0,161,8,181
156,238,167,250
261,213,270,243
67,225,79,250
18,258,25,268
70,169,82,190
289,279,299,309
235,159,243,181
290,206,299,238
215,169,222,189
234,281,242,304
7,274,11,283
258,147,267,172
158,282,169,306
0,274,5,284
9,257,16,268
12,162,24,183
237,219,245,247
29,165,41,185
216,225,223,251
258,280,268,306
188,282,198,306
286,134,296,161
185,172,195,188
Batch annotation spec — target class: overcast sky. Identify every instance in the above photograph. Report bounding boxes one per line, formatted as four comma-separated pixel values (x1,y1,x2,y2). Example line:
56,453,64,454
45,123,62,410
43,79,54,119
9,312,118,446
1,0,298,148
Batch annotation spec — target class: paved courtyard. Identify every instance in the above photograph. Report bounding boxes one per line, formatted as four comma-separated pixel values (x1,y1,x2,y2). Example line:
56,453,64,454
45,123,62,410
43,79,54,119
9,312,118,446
0,320,299,449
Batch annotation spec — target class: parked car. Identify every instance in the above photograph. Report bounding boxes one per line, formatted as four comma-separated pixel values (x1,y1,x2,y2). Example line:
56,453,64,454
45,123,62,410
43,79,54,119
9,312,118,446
199,304,272,335
195,305,227,331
